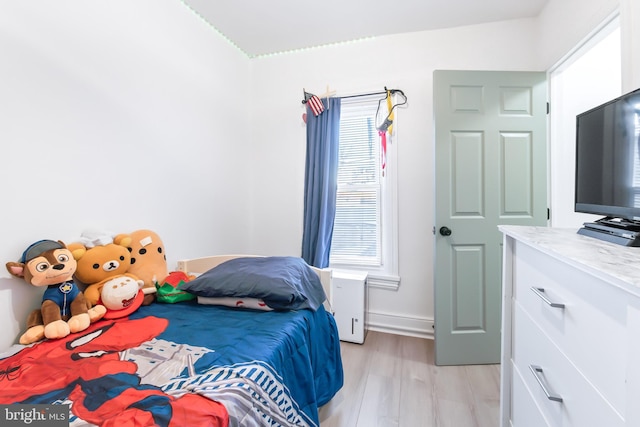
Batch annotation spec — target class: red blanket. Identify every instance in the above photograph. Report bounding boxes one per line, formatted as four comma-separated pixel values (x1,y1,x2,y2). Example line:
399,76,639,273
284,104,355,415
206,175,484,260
0,316,228,427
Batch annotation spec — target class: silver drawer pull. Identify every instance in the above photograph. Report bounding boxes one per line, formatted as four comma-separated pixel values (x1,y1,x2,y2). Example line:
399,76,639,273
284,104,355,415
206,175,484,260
529,365,563,402
530,287,565,309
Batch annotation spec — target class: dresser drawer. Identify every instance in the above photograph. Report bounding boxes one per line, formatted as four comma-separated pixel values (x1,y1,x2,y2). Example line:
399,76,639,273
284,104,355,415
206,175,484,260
512,302,624,427
513,243,628,414
512,362,551,427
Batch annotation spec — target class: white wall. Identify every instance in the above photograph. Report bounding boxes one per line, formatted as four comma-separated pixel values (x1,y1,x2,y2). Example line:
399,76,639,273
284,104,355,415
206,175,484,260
549,23,622,228
535,0,619,69
0,0,252,349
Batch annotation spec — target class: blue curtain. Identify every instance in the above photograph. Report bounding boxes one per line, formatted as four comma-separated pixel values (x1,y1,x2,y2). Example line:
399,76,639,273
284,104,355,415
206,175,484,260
302,97,341,268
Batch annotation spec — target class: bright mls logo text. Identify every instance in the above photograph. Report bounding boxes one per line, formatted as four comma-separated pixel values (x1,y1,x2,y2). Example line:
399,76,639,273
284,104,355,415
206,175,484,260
1,404,68,426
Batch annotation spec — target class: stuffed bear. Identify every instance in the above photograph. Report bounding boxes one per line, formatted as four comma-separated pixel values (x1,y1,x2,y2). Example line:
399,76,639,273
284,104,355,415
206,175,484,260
6,240,107,345
115,229,166,305
67,234,135,307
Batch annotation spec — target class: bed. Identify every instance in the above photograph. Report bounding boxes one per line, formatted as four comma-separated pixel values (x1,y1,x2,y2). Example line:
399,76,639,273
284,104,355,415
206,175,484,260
0,255,343,427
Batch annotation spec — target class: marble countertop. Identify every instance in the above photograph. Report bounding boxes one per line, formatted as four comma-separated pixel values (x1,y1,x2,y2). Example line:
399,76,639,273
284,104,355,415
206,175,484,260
499,225,640,296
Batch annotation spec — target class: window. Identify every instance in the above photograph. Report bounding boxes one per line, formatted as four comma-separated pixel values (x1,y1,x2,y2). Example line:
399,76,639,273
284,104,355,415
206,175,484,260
329,95,399,288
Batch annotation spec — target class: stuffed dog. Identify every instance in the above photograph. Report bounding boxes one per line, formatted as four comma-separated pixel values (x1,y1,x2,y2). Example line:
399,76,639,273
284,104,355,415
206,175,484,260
6,240,106,344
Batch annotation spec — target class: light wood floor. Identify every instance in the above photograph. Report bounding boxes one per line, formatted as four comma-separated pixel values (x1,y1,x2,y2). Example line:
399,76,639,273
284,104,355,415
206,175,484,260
319,331,501,427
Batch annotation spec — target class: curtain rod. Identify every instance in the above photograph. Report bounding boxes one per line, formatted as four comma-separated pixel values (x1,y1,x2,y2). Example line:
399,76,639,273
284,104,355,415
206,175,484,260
338,91,387,100
302,87,404,104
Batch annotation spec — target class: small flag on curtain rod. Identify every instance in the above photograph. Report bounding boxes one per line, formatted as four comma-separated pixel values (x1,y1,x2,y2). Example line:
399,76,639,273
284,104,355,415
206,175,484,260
304,92,325,117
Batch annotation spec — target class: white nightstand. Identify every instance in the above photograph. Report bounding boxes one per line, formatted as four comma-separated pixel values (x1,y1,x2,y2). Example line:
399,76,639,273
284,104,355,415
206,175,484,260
331,271,368,344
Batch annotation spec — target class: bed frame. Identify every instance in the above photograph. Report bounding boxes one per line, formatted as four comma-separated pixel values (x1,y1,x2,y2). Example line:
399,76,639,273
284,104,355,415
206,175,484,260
176,254,333,308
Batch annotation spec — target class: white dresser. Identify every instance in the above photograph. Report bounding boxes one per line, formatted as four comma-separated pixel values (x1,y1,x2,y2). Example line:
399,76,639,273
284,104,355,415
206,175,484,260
499,226,640,427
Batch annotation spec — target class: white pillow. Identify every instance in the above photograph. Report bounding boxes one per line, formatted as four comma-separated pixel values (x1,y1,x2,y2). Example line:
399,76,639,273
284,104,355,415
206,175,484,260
196,296,273,311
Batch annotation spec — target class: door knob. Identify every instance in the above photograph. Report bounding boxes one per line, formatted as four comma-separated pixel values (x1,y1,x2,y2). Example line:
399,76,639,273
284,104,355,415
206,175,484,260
439,226,452,236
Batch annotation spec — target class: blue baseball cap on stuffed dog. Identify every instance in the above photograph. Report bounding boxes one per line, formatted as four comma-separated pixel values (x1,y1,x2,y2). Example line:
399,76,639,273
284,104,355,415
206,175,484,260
20,240,64,263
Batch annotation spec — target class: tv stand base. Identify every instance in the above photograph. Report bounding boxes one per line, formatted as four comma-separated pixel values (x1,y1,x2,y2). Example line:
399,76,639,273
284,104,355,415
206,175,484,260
578,219,640,247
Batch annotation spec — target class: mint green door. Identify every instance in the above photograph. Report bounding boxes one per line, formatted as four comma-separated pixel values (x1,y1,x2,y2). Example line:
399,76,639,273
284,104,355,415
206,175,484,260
433,70,548,365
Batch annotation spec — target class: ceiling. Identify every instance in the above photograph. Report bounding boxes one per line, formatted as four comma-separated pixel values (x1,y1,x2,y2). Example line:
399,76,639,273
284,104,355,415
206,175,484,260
181,0,550,57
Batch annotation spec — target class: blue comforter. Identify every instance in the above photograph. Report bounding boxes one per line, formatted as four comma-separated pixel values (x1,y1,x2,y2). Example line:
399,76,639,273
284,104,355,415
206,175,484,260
130,301,343,426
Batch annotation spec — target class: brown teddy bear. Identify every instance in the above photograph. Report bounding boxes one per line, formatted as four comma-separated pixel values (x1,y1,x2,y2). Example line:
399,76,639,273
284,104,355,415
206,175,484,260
6,240,106,344
67,232,136,307
115,229,166,305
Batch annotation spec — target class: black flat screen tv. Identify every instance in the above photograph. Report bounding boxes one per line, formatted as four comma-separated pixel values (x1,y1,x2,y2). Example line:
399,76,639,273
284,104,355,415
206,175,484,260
575,87,640,225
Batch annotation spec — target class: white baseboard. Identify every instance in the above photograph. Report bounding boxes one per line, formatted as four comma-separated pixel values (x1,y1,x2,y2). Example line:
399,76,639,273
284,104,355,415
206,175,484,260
366,310,434,339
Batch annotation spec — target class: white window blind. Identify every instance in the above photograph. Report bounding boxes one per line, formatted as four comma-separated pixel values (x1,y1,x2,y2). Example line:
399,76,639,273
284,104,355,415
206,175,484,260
330,99,382,267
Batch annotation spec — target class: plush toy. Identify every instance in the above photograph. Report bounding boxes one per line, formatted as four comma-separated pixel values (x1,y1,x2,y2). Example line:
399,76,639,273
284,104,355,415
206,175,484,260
67,232,134,307
155,271,196,304
6,240,107,345
96,273,148,319
115,229,167,305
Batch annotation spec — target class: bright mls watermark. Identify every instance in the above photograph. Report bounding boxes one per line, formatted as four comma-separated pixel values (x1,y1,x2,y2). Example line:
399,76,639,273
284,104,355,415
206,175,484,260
0,404,68,426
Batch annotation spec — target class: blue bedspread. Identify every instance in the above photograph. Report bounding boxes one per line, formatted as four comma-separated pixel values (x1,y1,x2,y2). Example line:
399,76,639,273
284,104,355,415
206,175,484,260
130,301,344,426
0,300,343,427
